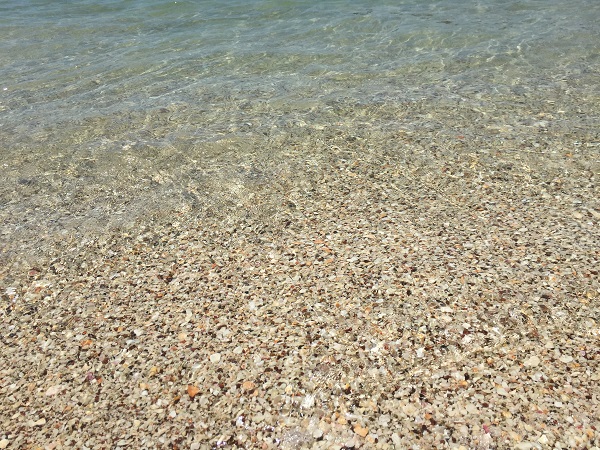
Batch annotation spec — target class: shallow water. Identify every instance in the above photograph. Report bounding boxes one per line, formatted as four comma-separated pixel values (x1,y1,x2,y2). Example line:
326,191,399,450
1,0,599,264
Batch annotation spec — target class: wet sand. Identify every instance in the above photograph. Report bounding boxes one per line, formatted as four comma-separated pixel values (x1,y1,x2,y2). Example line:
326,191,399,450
1,124,599,448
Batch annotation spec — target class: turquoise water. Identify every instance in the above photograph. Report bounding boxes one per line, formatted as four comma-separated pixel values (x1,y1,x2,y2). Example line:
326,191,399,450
1,0,599,260
3,0,598,128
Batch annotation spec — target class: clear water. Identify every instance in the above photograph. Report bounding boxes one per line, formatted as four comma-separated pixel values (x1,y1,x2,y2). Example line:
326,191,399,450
1,0,599,262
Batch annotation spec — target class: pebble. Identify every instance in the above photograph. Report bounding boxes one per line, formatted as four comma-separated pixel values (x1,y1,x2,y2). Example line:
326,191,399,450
514,442,535,450
1,122,598,449
241,381,255,391
524,355,541,367
45,385,64,396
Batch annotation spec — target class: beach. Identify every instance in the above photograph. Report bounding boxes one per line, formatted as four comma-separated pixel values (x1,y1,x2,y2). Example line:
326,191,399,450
2,118,599,448
1,0,600,448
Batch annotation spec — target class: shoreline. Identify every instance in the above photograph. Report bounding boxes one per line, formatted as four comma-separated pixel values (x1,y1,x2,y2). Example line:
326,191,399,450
1,141,599,449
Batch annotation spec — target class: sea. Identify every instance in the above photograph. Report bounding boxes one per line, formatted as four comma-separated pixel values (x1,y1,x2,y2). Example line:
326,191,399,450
1,0,599,262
